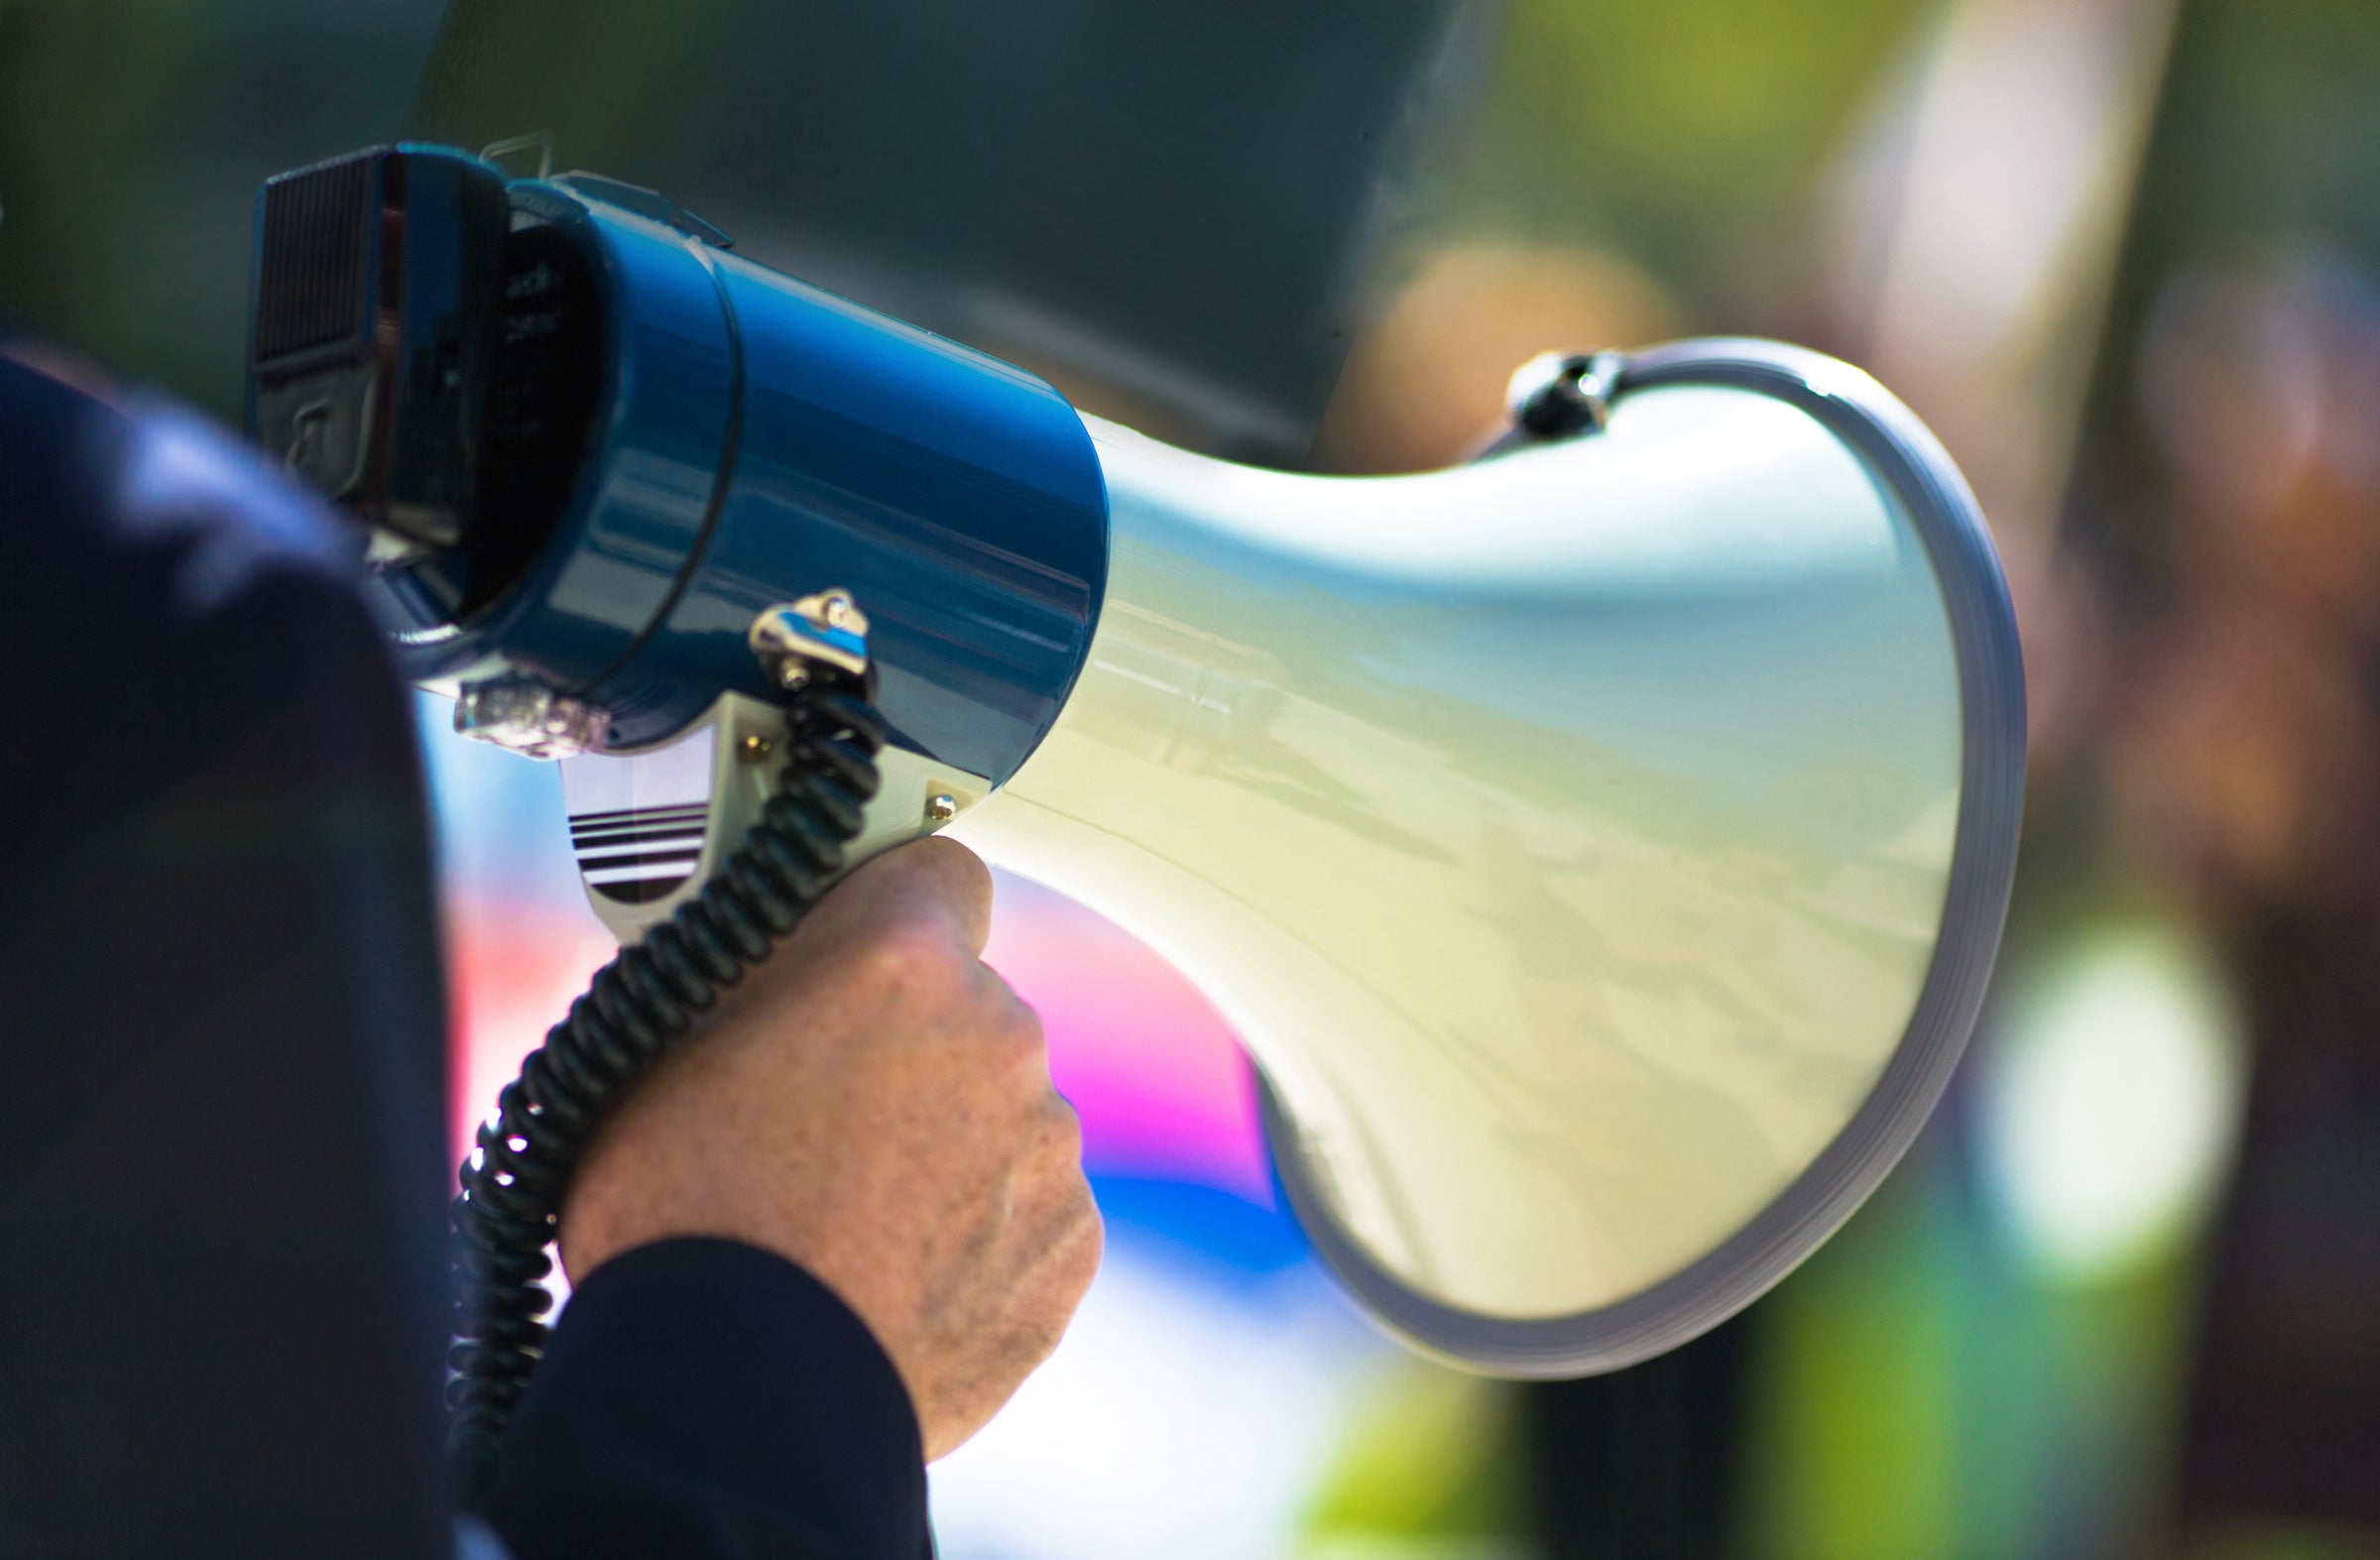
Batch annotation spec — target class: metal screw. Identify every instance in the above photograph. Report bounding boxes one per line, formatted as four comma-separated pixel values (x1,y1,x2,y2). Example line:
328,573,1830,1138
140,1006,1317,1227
738,733,774,763
821,591,860,631
925,793,958,824
774,660,813,692
1505,349,1627,438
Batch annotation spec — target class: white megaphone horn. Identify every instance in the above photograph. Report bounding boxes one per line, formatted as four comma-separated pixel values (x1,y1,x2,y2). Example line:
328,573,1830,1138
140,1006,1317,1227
249,146,2022,1393
950,344,2021,1372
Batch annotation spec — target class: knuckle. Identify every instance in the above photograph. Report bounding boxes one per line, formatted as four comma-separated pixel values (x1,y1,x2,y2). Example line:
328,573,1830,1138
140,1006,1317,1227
851,920,954,998
1035,1092,1083,1157
916,835,994,902
1058,1191,1104,1287
994,995,1048,1070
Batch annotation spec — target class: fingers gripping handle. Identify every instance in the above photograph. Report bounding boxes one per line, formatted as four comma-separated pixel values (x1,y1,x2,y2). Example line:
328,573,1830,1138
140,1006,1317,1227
449,593,910,1502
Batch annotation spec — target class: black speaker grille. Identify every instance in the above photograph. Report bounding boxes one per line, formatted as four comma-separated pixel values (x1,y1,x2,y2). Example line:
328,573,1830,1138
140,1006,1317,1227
254,155,376,363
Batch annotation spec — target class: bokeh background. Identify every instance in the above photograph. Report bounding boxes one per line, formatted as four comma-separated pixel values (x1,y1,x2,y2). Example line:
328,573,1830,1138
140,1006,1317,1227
5,0,2378,1555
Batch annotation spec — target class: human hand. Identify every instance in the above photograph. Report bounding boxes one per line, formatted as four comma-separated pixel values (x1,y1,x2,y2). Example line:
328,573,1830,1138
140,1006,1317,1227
557,838,1102,1461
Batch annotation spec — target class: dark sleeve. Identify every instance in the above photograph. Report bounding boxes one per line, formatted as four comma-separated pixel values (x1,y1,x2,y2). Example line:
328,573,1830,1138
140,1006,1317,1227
484,1238,933,1560
0,340,932,1558
0,342,453,1555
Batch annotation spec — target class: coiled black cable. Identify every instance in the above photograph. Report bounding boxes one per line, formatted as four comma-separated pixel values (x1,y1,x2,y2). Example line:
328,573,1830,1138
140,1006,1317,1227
445,676,887,1506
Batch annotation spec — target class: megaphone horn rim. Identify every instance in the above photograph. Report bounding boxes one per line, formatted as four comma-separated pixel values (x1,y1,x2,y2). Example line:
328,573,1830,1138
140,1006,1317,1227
1261,336,2029,1379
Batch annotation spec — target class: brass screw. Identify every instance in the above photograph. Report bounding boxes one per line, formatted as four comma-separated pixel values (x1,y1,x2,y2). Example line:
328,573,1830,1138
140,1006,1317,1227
925,792,958,824
738,733,774,763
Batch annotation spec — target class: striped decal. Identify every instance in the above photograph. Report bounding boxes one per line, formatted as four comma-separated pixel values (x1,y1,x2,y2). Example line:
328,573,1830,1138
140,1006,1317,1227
569,802,709,904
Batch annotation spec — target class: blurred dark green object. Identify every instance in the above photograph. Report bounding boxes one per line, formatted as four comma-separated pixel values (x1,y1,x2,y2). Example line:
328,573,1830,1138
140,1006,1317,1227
0,0,450,419
407,0,1489,462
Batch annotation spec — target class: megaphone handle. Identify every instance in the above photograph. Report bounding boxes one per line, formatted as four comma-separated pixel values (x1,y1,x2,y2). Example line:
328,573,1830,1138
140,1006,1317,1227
444,673,888,1509
560,695,993,943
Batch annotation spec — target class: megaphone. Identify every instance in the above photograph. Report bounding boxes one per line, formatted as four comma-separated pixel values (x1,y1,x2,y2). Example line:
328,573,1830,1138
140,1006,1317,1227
250,146,2020,1388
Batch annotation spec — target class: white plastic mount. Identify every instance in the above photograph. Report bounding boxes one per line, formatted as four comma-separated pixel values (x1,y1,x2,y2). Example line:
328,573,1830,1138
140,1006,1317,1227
557,691,992,943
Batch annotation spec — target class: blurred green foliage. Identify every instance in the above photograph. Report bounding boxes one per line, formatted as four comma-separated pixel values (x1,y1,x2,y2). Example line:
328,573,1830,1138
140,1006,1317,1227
0,0,445,417
1300,1362,1532,1549
0,0,1947,420
2133,0,2380,249
1463,0,1928,319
